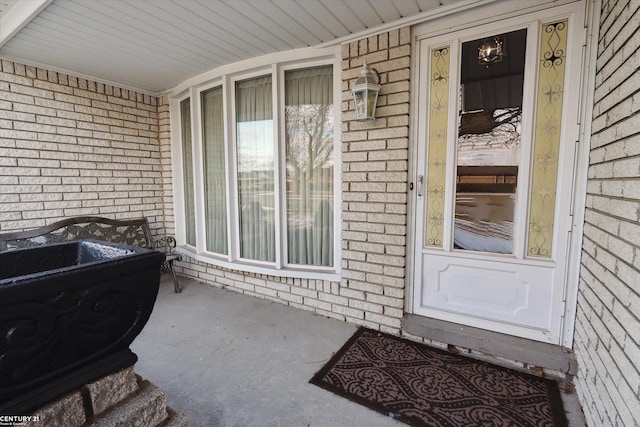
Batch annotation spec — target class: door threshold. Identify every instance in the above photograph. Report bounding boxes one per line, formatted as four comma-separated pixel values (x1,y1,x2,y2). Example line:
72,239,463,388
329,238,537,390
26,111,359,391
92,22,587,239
403,314,577,376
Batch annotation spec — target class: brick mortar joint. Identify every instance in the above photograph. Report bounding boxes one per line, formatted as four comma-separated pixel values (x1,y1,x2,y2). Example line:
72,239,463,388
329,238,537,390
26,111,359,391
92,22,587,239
341,29,411,59
2,59,159,106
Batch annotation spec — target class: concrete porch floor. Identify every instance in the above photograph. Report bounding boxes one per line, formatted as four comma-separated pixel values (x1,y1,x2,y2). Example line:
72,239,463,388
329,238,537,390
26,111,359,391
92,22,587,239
131,275,586,427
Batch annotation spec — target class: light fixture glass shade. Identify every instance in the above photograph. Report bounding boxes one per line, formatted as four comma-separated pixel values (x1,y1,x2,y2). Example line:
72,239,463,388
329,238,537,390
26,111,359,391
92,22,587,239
478,37,504,66
351,61,380,120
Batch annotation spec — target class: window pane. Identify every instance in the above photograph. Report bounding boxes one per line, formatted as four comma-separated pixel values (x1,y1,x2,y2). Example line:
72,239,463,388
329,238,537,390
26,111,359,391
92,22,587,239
454,29,526,254
202,86,227,254
236,75,275,262
285,66,334,267
180,98,196,246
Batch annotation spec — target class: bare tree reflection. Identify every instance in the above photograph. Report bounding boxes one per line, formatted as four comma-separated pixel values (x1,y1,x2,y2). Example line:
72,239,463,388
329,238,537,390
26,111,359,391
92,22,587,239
285,103,334,266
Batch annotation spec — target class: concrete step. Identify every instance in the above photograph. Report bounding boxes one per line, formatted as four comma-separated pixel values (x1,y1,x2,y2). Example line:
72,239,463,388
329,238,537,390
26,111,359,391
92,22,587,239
90,379,168,427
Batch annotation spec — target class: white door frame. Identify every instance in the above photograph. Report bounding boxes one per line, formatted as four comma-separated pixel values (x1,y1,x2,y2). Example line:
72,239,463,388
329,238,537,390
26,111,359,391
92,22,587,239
407,0,595,348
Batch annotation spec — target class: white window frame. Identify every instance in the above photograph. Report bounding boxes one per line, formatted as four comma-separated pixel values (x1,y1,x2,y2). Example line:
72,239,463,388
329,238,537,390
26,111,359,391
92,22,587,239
170,90,195,250
170,48,341,280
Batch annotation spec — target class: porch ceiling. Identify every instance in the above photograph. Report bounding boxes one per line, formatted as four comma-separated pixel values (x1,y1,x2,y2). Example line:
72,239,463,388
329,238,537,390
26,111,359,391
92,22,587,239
0,0,488,94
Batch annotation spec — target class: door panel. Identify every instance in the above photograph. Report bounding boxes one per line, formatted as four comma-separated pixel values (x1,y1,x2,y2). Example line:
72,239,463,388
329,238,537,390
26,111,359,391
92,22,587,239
422,254,555,332
413,8,581,345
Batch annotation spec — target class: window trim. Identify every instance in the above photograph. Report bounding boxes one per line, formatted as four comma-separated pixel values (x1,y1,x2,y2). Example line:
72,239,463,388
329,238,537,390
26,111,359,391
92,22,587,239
171,51,341,280
171,90,196,251
279,60,338,271
231,69,280,266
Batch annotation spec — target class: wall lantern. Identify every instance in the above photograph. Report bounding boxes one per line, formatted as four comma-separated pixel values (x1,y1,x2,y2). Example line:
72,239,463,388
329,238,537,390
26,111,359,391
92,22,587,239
351,60,380,121
477,36,504,66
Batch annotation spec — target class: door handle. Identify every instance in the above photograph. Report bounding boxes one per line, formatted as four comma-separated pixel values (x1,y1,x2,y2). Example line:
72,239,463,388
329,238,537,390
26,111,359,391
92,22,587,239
417,175,424,197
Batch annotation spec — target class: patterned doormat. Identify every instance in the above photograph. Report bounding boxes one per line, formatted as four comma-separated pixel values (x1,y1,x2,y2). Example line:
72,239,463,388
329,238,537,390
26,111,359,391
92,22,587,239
310,328,567,426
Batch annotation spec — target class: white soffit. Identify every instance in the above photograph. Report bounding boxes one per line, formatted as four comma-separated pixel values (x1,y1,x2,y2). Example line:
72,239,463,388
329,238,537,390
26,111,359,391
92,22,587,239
0,0,486,94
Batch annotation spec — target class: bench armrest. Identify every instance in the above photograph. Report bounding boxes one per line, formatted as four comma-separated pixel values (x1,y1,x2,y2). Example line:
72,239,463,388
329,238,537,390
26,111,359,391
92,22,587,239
152,235,183,293
152,236,182,260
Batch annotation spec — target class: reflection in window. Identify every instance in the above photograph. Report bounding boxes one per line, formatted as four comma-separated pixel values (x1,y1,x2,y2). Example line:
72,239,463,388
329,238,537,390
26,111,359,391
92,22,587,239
454,29,526,254
184,64,336,271
236,75,275,262
285,66,334,267
180,98,196,246
202,86,227,254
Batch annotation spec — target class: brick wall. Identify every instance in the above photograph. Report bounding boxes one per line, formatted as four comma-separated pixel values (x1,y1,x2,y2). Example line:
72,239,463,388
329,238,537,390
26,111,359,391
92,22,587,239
173,27,411,333
175,256,345,321
573,0,640,425
339,27,411,333
0,60,165,235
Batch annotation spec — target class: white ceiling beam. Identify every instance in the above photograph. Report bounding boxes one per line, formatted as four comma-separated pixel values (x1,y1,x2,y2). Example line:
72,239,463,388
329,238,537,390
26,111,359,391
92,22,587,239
0,0,52,48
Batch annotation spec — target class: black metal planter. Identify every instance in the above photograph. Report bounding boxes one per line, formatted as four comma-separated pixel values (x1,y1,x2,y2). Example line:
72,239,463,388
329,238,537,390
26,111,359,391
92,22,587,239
0,240,164,414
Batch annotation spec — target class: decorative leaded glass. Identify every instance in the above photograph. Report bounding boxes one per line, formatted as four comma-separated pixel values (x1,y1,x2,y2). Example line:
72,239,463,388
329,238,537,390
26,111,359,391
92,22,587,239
528,20,568,257
425,47,450,247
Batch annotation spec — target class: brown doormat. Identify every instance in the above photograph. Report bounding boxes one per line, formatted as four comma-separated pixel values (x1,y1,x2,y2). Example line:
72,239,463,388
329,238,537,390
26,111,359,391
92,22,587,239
310,328,567,427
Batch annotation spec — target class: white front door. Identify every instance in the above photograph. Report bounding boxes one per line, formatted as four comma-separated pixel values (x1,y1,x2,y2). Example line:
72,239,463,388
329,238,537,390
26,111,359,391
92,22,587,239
412,5,585,345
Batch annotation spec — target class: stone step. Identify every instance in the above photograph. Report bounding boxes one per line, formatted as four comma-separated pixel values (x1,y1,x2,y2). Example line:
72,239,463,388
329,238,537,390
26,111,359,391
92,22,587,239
26,368,188,427
90,379,168,427
158,407,189,427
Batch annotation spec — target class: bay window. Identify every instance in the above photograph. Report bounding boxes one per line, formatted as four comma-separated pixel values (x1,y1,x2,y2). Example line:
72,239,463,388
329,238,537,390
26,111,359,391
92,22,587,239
176,59,337,276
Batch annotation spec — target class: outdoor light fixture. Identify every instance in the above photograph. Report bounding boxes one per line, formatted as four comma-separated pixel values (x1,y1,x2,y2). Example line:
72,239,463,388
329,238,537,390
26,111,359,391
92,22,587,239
351,60,380,121
477,36,504,66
